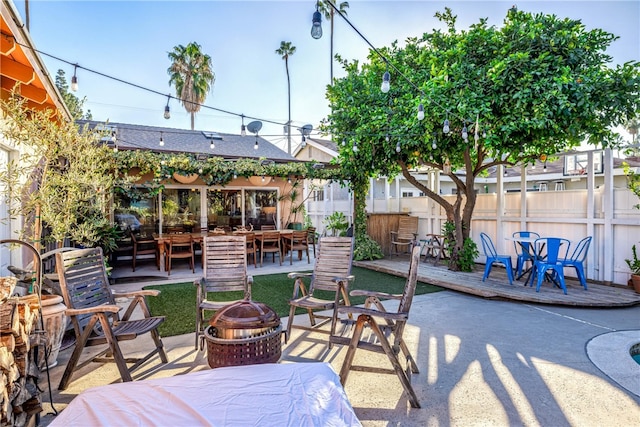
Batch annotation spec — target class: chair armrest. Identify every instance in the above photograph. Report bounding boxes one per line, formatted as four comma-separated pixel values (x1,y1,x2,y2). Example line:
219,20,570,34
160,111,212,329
337,305,409,321
113,289,160,298
349,289,402,300
65,304,121,316
288,272,312,280
332,275,355,284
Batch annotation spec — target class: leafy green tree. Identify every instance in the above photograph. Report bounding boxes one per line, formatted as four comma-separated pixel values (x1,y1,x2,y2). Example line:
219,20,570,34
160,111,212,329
318,0,349,82
167,42,215,130
0,95,118,251
325,7,640,270
275,41,296,155
55,69,92,120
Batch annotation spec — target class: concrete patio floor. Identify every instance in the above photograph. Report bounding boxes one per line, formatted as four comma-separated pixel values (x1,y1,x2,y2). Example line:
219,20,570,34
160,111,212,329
38,255,640,426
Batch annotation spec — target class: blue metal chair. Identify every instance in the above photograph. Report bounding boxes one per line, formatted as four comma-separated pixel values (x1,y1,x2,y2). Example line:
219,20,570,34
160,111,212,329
512,231,540,278
561,236,592,290
532,237,571,294
480,233,514,285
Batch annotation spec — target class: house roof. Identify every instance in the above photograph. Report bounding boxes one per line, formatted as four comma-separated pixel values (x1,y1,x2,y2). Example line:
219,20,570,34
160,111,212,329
78,120,298,162
293,137,337,158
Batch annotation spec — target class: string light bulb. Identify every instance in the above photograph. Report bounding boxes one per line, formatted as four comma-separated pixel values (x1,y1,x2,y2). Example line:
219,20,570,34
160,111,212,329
352,141,358,153
543,162,548,172
443,118,450,134
380,71,390,93
71,64,78,92
159,132,164,146
311,2,322,39
417,103,424,121
210,141,215,149
432,139,437,150
396,141,401,152
254,137,259,150
240,115,246,136
164,95,170,119
461,122,468,141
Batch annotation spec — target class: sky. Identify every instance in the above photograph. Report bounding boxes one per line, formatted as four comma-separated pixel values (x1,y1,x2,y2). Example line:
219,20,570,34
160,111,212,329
15,0,640,153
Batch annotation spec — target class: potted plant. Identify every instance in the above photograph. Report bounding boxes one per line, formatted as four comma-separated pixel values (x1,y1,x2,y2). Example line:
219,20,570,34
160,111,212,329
625,244,640,293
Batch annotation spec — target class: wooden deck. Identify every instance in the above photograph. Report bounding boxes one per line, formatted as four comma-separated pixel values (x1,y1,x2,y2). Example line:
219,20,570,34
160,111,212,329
355,256,640,307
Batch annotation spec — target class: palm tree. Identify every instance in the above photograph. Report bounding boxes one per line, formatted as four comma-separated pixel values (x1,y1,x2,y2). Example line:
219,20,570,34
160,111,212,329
167,42,215,130
275,41,296,155
318,0,349,83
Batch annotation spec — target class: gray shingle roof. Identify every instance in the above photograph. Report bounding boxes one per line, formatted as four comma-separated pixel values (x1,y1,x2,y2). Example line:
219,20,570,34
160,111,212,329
78,120,297,162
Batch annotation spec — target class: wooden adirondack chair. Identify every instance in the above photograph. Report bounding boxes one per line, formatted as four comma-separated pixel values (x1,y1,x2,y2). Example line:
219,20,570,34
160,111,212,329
55,247,168,390
329,245,422,408
286,237,354,343
195,235,253,349
390,216,418,255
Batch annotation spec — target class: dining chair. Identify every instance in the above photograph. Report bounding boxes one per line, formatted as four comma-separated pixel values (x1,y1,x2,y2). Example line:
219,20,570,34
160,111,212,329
259,230,282,266
532,237,571,294
480,232,514,285
561,236,592,290
131,230,159,272
306,226,317,257
233,230,258,268
261,225,277,231
165,234,195,276
512,231,540,278
282,230,310,265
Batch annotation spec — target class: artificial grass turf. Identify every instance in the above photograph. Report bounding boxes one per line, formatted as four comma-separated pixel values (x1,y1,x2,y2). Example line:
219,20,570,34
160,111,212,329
144,266,443,337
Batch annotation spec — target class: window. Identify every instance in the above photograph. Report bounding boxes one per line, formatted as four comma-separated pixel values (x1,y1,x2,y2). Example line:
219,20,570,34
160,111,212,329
113,187,159,235
244,189,278,229
161,188,201,232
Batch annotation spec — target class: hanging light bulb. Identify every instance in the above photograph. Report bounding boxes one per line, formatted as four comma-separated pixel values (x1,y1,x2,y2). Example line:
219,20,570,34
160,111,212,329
254,137,259,150
352,141,358,153
159,132,164,146
233,172,238,179
417,103,425,121
287,176,292,184
311,2,323,39
113,143,118,153
461,123,468,141
432,139,437,150
531,161,536,170
385,134,390,142
71,64,78,92
443,158,451,174
380,70,390,93
443,118,450,134
503,167,508,176
396,142,401,153
240,115,246,136
210,141,215,149
261,175,266,182
543,162,548,172
198,168,203,174
164,95,171,119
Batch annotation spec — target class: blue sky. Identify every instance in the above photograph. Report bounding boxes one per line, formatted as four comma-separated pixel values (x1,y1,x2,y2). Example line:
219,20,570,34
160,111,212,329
16,1,640,151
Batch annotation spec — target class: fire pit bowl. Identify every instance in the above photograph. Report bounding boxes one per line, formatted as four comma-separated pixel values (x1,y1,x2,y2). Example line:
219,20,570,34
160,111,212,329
204,300,282,369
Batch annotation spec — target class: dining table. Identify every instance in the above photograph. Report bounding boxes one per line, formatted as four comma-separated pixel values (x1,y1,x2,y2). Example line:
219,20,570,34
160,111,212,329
505,235,570,290
154,229,295,270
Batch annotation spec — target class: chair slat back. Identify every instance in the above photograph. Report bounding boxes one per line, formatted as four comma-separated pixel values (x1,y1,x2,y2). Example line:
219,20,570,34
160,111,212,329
480,232,498,258
395,216,418,239
512,231,540,255
56,247,115,333
310,237,354,292
536,237,570,264
568,236,592,263
394,246,421,343
202,236,248,292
